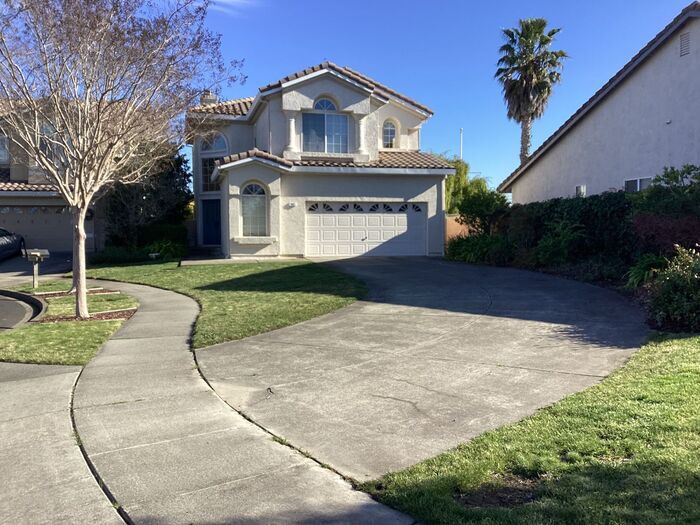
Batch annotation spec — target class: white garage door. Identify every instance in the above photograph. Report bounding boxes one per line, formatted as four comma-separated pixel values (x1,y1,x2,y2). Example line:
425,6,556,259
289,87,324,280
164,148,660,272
305,201,427,257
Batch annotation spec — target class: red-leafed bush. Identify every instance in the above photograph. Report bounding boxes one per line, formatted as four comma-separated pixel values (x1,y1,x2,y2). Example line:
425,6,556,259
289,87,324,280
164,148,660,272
632,213,700,255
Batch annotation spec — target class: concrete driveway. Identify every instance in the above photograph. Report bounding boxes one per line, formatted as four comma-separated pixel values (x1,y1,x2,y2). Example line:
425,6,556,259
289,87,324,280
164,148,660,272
197,257,648,482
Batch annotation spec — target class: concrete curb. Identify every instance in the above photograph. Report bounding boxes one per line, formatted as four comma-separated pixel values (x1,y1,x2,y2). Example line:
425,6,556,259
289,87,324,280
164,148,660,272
0,288,47,324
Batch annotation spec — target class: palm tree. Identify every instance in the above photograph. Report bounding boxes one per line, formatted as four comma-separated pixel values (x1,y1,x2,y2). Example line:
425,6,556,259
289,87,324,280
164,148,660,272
496,18,567,165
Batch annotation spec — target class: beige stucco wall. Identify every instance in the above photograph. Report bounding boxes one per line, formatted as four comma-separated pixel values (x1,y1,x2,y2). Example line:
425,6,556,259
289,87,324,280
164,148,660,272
510,17,700,204
209,73,428,171
219,163,445,257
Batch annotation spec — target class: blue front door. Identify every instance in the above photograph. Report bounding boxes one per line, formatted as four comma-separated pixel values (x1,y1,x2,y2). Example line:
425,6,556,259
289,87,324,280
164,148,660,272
201,199,221,245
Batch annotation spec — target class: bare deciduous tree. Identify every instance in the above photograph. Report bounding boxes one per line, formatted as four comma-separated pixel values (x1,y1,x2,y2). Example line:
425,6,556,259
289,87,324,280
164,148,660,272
0,0,241,317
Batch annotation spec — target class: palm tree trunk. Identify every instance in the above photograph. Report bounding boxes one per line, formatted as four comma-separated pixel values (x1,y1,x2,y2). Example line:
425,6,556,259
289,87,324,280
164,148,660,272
520,117,532,165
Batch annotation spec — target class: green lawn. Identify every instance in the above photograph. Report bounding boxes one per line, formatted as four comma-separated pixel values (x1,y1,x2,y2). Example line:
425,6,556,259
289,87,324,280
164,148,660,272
362,335,700,525
87,260,367,348
0,320,123,366
0,280,137,366
44,293,138,318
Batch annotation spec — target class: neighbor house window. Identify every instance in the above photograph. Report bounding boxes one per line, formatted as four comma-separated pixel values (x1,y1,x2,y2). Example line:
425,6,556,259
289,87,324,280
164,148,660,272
575,185,586,197
0,137,8,164
200,132,227,192
241,183,267,236
382,121,397,148
302,98,348,153
624,178,652,193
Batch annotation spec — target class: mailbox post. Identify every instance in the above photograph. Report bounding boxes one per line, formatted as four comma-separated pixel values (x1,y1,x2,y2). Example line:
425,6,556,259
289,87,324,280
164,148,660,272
25,249,50,289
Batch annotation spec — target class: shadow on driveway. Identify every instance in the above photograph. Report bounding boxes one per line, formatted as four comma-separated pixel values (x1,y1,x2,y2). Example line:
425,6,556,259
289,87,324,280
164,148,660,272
195,257,649,481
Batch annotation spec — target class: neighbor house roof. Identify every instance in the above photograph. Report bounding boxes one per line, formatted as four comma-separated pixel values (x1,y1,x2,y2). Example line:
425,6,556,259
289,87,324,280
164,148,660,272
498,1,700,193
189,61,433,119
0,170,58,193
215,149,452,171
189,96,255,116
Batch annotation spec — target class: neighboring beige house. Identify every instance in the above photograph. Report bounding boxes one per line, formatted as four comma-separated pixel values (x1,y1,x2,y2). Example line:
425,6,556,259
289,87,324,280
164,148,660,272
0,132,100,253
499,2,700,203
187,62,454,258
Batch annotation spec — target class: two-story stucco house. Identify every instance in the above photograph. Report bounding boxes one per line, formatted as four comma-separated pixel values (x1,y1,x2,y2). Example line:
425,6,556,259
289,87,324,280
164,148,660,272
187,62,454,258
499,1,700,204
0,123,101,253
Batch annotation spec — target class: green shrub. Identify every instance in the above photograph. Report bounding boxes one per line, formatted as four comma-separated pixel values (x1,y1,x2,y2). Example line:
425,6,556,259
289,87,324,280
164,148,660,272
91,241,186,265
144,240,187,259
90,246,151,265
139,223,188,245
649,245,700,331
555,255,630,283
446,234,514,265
457,181,510,235
625,253,667,289
532,220,585,267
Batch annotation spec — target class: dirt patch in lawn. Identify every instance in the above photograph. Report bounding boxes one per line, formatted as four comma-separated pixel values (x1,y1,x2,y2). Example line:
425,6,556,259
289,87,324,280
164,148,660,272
455,473,543,509
39,308,136,323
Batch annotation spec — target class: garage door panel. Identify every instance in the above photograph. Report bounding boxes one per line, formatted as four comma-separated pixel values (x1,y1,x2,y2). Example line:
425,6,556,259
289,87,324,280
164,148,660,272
306,202,426,257
367,230,381,241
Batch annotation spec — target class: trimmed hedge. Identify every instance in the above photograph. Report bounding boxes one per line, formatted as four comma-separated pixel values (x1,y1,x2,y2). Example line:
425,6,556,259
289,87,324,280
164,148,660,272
448,169,700,331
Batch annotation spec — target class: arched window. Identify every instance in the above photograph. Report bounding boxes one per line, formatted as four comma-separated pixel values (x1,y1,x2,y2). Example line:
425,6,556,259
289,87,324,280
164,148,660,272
382,120,397,148
314,98,337,111
303,97,348,153
241,183,267,236
200,132,227,153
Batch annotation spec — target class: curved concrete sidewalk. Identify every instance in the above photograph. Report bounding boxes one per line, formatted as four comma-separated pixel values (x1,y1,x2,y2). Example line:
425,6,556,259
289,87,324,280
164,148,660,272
73,280,410,525
0,362,122,524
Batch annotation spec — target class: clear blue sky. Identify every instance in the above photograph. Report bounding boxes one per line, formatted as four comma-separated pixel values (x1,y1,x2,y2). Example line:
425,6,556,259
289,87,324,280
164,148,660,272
204,0,690,187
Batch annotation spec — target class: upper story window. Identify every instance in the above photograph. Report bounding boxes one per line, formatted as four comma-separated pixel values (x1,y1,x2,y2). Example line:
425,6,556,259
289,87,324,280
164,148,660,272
382,120,397,148
0,137,9,164
302,98,348,154
199,132,227,193
200,132,227,153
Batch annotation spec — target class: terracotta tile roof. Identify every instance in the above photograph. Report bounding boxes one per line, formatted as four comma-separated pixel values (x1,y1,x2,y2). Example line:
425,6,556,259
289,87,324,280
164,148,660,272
0,168,58,192
195,62,434,119
189,96,255,116
498,1,700,193
217,148,293,168
0,180,58,192
260,62,433,115
216,148,452,170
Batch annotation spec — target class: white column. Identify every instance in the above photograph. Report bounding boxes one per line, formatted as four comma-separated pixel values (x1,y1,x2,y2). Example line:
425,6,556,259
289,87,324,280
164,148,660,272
284,113,297,153
357,115,367,155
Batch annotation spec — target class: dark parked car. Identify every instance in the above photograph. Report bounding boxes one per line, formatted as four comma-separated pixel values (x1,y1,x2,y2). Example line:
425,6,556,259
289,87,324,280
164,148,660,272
0,228,24,261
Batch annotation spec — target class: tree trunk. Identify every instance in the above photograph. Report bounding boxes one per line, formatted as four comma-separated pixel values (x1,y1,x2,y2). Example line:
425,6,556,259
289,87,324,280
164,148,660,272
72,207,89,319
520,117,532,165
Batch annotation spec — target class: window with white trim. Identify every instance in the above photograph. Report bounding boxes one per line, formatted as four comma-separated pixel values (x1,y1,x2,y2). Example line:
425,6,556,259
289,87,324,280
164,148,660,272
382,121,397,148
0,136,8,164
624,178,652,193
241,183,267,236
200,132,227,192
302,98,349,153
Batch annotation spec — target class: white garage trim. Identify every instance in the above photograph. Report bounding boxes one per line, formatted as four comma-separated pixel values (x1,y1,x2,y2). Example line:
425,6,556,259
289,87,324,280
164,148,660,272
305,201,427,257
